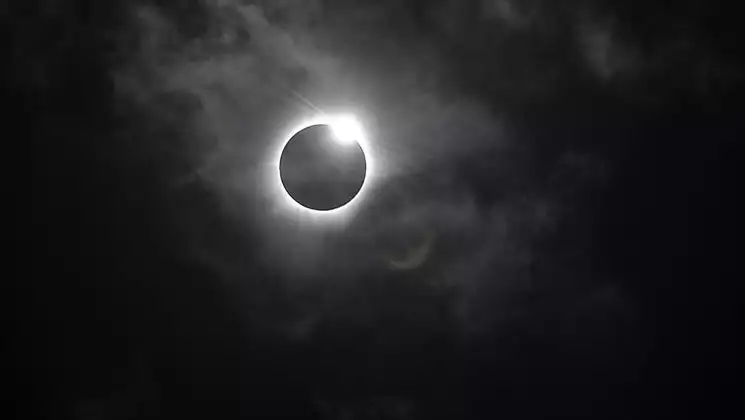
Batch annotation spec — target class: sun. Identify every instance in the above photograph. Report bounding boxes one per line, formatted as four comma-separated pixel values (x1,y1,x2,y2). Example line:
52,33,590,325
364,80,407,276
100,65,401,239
268,113,376,224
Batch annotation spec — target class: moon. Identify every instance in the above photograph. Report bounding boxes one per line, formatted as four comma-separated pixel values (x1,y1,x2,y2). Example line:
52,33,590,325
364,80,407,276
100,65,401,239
279,122,367,211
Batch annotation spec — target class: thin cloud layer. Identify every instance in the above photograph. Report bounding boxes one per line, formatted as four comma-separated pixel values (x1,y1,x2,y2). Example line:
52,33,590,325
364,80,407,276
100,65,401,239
111,0,623,345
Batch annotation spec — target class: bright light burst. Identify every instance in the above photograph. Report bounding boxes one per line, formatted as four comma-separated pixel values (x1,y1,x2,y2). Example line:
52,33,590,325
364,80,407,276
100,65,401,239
329,115,365,146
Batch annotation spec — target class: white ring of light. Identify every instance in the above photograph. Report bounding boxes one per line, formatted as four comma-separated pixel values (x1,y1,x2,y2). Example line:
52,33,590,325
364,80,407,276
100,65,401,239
271,114,374,221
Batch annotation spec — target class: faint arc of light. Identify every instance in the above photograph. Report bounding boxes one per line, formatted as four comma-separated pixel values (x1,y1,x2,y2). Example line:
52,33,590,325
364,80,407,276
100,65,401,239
388,231,435,270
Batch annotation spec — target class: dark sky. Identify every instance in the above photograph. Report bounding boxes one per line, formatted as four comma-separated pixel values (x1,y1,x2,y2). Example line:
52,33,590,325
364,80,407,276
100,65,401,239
21,0,743,419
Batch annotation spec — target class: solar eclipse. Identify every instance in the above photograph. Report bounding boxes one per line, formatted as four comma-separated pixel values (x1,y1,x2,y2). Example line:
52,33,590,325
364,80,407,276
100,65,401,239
276,115,371,215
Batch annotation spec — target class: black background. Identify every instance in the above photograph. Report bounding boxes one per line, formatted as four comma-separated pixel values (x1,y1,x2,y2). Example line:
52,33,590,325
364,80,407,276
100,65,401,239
19,0,744,419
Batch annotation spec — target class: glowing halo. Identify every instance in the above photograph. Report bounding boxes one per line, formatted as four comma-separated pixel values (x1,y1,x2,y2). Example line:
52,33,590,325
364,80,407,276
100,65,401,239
269,113,375,224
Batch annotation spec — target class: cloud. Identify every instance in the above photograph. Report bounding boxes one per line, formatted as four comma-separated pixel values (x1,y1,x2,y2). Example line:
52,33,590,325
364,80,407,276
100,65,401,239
575,5,741,106
578,17,640,81
480,0,535,28
112,0,622,346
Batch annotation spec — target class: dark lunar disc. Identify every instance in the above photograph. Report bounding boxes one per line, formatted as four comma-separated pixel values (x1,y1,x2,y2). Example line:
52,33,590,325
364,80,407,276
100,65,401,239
279,124,367,211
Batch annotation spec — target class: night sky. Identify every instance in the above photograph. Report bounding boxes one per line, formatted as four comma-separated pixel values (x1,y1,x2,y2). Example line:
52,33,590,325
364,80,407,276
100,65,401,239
21,0,743,419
